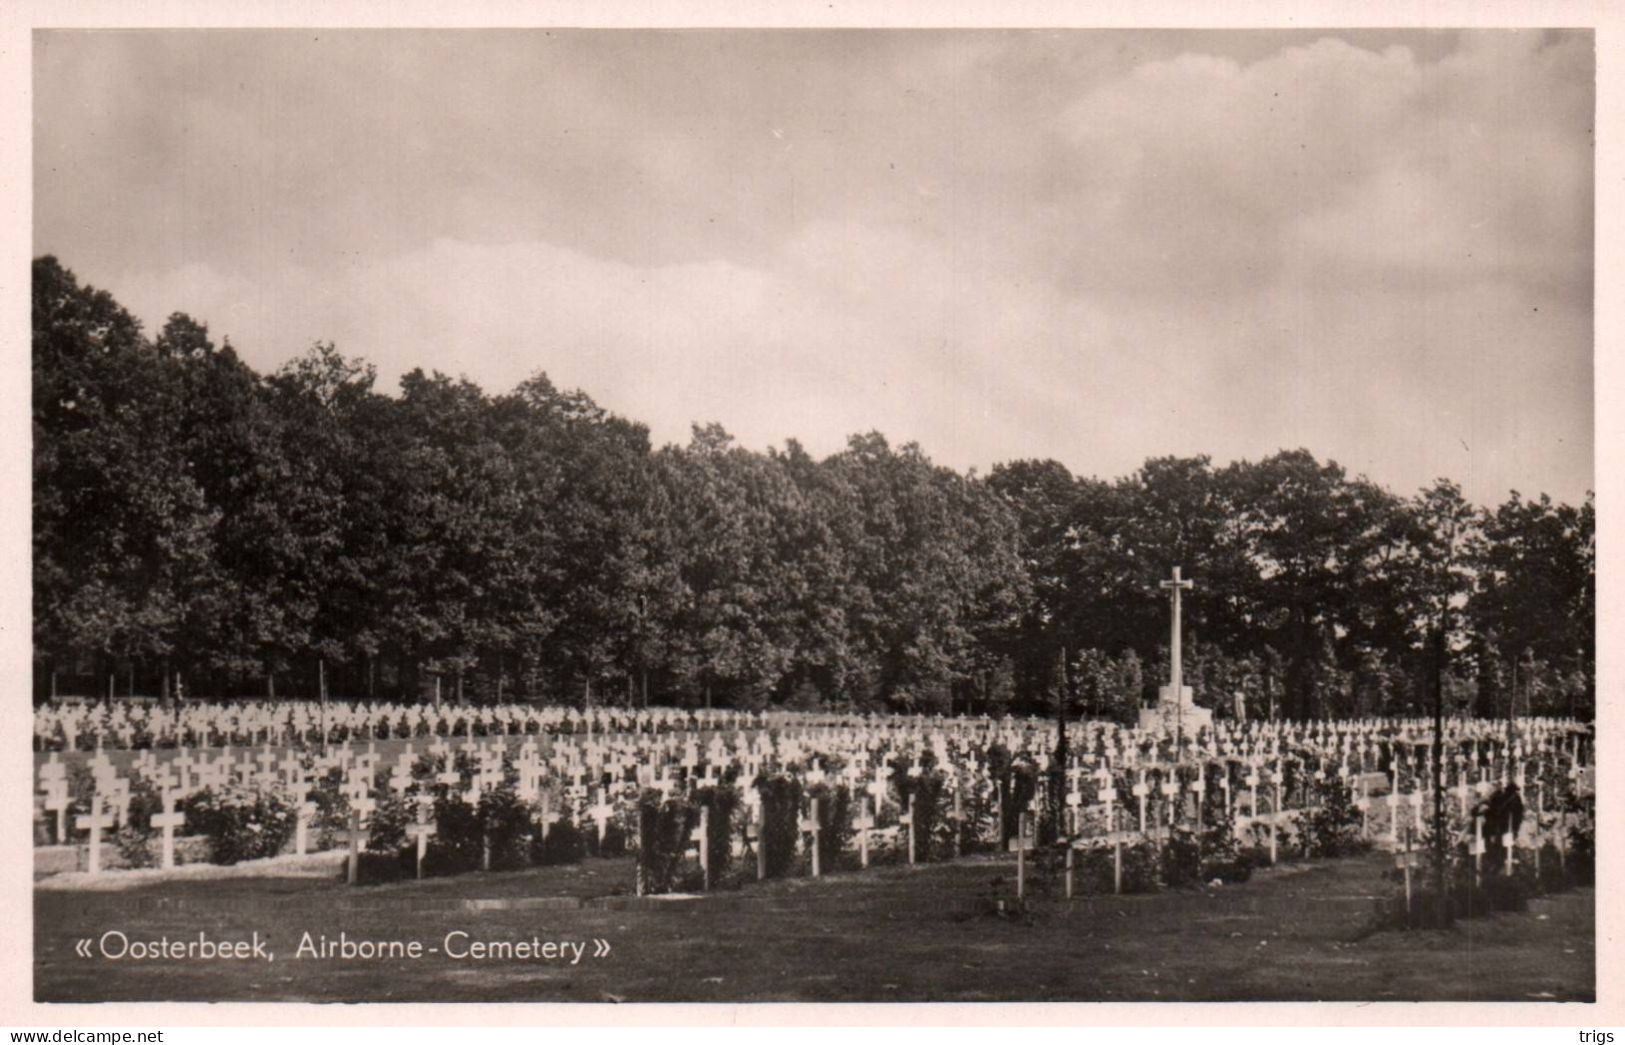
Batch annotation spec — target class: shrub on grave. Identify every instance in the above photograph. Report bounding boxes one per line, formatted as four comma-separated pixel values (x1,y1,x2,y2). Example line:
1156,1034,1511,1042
1198,818,1254,884
423,794,484,875
636,789,695,894
1297,777,1367,858
63,762,96,831
364,793,412,854
411,753,439,782
1481,862,1540,912
804,782,852,870
985,744,1039,847
1379,887,1446,930
1073,842,1141,894
1452,873,1504,921
112,773,164,869
353,849,412,885
178,786,296,865
1565,814,1594,886
890,757,947,862
1071,845,1112,894
531,814,586,866
594,818,631,858
307,767,354,850
1280,755,1307,807
479,785,536,871
691,784,740,881
756,773,803,878
955,776,999,854
1382,808,1478,926
1066,838,1165,894
1161,827,1204,888
1119,839,1162,892
1537,842,1570,892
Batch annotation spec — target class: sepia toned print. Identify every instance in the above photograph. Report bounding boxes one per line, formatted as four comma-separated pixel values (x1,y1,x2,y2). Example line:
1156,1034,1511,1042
29,28,1593,1004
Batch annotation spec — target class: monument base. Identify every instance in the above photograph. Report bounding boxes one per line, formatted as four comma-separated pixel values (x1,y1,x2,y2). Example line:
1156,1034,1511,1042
1138,684,1213,737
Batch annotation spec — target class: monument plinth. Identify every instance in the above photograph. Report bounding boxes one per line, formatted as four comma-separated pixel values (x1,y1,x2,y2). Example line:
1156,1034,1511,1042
1141,565,1212,741
1139,683,1213,736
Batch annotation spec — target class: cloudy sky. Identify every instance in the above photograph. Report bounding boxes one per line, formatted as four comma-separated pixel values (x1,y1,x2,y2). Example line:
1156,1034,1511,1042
33,28,1593,506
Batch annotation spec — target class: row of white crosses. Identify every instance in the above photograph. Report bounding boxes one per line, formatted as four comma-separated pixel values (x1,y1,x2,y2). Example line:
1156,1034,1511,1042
37,747,225,873
35,699,779,753
36,706,1591,886
688,722,1527,890
38,695,1591,763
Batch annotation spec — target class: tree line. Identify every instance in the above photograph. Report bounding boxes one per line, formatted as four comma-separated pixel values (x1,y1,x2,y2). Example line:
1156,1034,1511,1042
32,257,1594,720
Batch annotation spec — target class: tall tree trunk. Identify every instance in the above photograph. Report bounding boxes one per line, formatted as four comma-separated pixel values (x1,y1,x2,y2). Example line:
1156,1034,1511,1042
401,649,420,706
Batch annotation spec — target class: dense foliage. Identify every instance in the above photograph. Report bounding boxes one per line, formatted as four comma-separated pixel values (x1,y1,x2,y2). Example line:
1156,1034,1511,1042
34,257,1594,720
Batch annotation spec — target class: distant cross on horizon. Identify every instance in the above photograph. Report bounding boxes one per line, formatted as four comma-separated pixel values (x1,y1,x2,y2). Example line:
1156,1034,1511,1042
1160,566,1194,693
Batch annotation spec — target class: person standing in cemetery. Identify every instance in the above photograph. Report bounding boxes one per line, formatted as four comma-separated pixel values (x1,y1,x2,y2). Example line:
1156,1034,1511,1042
1475,781,1525,874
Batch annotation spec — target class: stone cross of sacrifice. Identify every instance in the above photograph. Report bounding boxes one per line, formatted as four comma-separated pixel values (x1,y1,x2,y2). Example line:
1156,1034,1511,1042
1160,565,1194,742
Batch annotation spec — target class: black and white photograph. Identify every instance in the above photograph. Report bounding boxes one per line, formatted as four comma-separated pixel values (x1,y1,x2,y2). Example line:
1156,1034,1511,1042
18,10,1602,1012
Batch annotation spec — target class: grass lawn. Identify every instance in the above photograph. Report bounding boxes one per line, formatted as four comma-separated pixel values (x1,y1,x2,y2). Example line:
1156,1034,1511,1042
34,851,1593,1003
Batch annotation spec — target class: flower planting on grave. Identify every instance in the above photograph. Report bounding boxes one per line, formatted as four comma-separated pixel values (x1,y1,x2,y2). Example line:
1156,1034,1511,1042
635,789,697,894
178,786,297,865
691,784,741,882
1298,777,1368,858
531,816,586,866
756,772,804,878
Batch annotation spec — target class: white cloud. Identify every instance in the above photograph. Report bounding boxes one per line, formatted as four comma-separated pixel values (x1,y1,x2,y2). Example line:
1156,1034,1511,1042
67,29,1590,505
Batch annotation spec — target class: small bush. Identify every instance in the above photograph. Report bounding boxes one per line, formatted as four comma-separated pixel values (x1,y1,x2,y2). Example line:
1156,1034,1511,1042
1162,828,1203,888
111,773,164,868
636,790,695,894
532,815,586,866
1000,762,1039,848
178,786,296,865
1536,842,1570,893
1566,816,1595,886
365,794,413,854
353,848,412,885
1120,839,1161,892
954,776,998,854
306,768,353,850
1483,863,1539,912
691,785,740,882
1072,842,1161,895
478,786,535,870
891,759,947,862
596,820,630,858
754,773,803,877
1296,777,1367,858
113,824,155,869
1199,818,1254,883
423,793,483,875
